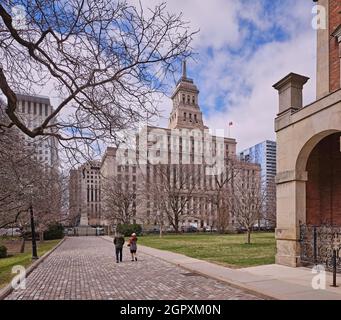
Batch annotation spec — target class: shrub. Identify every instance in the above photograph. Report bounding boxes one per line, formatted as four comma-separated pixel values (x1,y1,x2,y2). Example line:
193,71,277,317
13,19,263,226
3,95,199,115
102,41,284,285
116,224,142,237
0,245,7,258
44,223,64,240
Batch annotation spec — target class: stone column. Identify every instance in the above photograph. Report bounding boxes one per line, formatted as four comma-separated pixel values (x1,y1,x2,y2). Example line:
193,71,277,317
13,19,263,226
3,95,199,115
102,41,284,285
316,0,330,99
275,171,308,267
273,73,310,116
273,73,309,267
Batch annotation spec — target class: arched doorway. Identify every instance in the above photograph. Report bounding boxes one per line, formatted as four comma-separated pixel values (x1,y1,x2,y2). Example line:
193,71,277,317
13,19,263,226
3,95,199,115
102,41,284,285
305,132,341,226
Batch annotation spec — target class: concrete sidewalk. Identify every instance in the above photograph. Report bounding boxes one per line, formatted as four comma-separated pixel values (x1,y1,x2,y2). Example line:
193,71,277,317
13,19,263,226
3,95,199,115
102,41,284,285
136,243,341,300
102,236,341,300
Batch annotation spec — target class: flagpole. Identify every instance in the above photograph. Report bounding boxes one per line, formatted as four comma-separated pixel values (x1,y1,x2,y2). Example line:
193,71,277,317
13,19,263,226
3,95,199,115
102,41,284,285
228,121,233,138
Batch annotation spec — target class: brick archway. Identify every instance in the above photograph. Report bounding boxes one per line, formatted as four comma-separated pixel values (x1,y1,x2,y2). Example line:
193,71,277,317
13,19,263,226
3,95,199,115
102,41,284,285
304,132,341,225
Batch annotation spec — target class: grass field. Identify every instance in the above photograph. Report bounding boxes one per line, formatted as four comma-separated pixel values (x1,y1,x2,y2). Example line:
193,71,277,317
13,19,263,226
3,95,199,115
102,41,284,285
139,232,276,268
0,239,61,289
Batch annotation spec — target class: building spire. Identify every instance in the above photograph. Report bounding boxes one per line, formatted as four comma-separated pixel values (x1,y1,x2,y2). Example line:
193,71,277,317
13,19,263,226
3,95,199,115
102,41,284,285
182,60,187,79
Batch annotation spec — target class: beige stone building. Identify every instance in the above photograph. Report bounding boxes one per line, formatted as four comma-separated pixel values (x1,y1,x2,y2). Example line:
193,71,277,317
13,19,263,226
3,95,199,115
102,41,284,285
69,161,102,227
100,62,261,232
16,94,59,169
274,0,341,267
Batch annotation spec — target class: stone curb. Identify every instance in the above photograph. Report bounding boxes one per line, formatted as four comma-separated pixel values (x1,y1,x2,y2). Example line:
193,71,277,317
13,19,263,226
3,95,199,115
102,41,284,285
0,237,66,300
100,236,275,300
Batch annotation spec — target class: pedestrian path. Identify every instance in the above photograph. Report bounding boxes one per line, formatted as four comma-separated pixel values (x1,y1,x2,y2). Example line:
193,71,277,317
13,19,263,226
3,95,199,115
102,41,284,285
131,240,341,300
5,237,262,300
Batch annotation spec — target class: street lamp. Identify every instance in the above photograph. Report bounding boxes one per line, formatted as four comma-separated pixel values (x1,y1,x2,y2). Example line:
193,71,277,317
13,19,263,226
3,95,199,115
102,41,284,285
28,185,38,260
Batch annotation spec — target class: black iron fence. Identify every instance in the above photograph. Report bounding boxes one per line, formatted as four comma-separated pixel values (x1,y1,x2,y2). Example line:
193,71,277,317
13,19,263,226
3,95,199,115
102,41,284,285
300,224,341,273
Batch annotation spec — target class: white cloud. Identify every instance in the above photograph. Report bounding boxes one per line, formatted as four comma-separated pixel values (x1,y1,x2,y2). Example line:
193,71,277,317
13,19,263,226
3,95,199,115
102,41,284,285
153,0,317,152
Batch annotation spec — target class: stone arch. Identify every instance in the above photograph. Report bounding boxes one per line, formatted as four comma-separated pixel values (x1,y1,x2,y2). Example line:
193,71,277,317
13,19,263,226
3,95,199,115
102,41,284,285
296,130,341,226
295,130,339,174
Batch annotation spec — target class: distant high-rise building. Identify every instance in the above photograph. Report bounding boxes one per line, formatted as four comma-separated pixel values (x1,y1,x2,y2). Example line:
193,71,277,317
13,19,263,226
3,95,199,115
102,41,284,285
239,140,276,184
16,94,59,169
239,140,277,227
69,161,102,227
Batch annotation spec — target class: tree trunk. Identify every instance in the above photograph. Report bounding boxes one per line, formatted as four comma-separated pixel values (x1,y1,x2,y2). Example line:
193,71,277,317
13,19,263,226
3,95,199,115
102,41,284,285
159,224,163,238
247,229,251,244
39,231,44,243
20,237,25,253
174,215,179,234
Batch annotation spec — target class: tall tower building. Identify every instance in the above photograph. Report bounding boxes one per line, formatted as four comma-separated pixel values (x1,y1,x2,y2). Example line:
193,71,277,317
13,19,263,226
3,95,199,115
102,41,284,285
316,0,341,98
168,61,207,130
16,94,59,169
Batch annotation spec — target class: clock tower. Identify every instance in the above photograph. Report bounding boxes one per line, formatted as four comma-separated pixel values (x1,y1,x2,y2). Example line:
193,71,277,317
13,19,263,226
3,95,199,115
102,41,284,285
168,61,207,130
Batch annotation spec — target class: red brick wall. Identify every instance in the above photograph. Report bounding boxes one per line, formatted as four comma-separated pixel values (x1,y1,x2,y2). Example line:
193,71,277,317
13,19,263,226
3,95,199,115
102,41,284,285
306,133,341,225
329,0,341,92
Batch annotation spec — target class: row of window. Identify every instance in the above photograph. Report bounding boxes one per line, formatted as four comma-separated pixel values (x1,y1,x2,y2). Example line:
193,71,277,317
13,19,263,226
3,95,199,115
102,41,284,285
20,101,51,117
181,94,196,105
183,112,199,123
117,166,137,173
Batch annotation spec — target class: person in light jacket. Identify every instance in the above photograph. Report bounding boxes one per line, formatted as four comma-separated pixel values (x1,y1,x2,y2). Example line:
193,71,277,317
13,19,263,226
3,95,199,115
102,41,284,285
128,233,138,261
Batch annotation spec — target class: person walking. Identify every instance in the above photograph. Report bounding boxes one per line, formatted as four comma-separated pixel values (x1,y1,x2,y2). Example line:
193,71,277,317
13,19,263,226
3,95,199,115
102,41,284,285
113,232,125,263
128,233,138,261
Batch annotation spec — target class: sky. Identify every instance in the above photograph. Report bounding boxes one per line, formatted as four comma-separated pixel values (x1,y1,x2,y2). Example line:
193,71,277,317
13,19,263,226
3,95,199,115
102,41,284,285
144,0,317,152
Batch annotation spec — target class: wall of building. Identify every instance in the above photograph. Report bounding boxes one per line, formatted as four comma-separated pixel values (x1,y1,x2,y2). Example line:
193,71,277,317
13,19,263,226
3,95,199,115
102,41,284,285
329,0,341,92
306,132,341,225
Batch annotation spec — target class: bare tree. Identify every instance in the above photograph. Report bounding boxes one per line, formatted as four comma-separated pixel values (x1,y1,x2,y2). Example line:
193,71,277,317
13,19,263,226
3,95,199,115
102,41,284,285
210,158,240,234
230,168,264,244
141,163,200,234
263,177,276,228
102,177,136,226
0,123,65,239
0,1,196,159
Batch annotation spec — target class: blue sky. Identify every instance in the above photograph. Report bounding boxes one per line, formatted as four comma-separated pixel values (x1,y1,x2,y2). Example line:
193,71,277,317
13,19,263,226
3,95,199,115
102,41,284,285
144,0,317,151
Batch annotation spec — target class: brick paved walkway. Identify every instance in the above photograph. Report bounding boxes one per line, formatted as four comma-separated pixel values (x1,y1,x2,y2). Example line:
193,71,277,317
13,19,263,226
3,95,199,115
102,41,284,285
6,237,262,300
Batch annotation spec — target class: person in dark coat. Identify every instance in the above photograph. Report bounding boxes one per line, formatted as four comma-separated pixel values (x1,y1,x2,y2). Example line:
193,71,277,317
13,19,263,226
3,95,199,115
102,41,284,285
113,233,125,263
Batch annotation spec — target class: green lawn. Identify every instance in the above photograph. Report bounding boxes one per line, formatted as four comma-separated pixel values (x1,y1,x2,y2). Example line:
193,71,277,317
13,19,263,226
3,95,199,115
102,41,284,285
139,232,276,268
0,239,61,289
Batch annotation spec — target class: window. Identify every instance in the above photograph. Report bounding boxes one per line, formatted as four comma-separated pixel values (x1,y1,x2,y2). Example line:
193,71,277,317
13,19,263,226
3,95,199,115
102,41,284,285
189,114,192,122
28,102,31,114
33,103,37,115
187,95,190,103
45,104,49,116
184,112,187,121
194,114,197,123
39,103,43,116
21,103,25,113
192,96,195,104
182,94,186,103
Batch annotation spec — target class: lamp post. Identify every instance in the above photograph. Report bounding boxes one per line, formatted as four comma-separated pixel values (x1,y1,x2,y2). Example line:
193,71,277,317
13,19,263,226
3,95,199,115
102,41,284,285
28,185,38,260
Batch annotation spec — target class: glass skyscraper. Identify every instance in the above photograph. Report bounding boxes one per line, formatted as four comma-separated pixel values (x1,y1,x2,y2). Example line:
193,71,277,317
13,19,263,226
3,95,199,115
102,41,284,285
239,140,277,228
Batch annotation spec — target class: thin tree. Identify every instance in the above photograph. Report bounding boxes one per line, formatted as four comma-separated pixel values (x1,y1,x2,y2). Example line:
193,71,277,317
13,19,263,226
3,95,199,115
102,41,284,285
102,177,137,226
142,163,200,234
230,167,264,244
210,158,240,234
